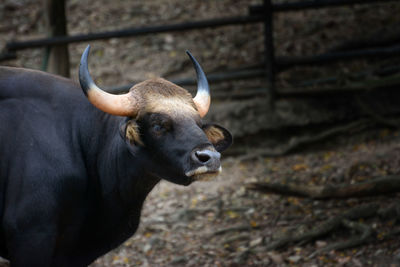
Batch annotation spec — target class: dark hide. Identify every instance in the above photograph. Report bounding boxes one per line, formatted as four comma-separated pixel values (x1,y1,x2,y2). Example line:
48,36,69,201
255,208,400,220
0,67,231,266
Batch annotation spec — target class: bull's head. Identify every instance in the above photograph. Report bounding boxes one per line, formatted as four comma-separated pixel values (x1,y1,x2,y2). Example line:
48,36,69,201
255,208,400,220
79,45,232,185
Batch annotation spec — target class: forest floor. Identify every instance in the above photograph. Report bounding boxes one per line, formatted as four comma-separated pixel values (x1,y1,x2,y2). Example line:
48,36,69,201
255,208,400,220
2,0,400,266
88,126,400,267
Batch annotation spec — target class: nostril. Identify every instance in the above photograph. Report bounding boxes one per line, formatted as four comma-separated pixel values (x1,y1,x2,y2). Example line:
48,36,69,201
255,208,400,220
195,151,211,163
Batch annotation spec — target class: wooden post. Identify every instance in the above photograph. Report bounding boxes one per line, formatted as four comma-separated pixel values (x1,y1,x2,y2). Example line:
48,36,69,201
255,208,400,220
44,0,70,77
263,0,276,109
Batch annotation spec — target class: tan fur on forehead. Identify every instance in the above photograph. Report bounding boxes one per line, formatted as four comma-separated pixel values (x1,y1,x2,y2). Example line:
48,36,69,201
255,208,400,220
130,78,193,100
204,126,225,144
130,78,198,116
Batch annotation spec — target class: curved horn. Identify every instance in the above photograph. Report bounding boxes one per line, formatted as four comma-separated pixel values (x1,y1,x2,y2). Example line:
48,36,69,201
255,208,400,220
186,51,210,118
79,45,139,117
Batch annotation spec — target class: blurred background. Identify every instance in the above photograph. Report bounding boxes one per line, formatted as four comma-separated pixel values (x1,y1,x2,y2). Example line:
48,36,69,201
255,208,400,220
1,0,400,266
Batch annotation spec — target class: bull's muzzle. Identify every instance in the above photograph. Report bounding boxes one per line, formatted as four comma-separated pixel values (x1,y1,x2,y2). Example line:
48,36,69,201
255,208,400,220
186,149,222,180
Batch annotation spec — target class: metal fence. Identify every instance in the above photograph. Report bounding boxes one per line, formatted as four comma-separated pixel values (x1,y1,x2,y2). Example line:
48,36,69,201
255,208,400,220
1,0,399,102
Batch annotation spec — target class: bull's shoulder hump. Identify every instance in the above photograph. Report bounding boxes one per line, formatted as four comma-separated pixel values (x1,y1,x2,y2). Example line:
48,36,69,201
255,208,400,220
0,66,81,100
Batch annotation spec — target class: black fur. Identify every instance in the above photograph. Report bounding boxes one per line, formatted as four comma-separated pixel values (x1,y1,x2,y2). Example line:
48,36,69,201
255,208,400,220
0,67,231,266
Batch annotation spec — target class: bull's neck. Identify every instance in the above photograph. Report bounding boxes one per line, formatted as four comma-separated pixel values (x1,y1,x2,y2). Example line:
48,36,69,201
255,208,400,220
94,116,160,207
76,113,161,254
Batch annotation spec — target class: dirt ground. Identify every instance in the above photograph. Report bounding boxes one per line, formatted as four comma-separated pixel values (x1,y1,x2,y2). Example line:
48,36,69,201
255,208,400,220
85,127,400,267
1,0,400,266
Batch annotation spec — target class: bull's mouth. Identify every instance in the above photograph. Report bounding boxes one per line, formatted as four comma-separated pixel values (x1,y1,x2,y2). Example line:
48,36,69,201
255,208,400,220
185,166,222,181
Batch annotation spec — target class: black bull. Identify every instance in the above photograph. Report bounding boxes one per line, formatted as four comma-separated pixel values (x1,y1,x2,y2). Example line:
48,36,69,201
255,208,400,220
0,50,232,266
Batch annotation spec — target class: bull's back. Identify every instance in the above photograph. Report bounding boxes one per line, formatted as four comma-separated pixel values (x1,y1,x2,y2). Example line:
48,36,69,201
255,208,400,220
0,67,78,99
0,66,88,160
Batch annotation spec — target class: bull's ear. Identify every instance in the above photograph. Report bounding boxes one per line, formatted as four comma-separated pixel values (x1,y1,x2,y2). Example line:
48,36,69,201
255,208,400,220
119,119,143,146
202,124,232,152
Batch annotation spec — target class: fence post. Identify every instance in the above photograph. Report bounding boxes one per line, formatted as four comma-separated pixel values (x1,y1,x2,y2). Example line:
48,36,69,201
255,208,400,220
263,0,276,108
43,0,70,77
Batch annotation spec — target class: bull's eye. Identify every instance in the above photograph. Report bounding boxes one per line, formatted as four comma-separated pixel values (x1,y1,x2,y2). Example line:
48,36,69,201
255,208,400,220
151,122,170,136
149,113,172,136
152,124,163,133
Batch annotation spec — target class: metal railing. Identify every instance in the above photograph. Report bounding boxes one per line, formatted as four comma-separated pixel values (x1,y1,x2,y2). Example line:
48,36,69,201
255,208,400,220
1,0,399,102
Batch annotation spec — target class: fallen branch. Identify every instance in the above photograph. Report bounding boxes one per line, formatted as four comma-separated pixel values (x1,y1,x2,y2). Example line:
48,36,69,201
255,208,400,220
378,201,400,220
356,96,400,128
210,222,268,238
266,216,342,250
238,119,372,161
381,228,400,241
247,176,400,199
211,224,253,237
308,219,373,258
323,219,372,251
266,203,378,251
219,233,251,245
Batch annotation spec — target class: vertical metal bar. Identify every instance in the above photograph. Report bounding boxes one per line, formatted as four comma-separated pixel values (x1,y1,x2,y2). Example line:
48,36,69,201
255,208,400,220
264,0,276,108
43,0,70,77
